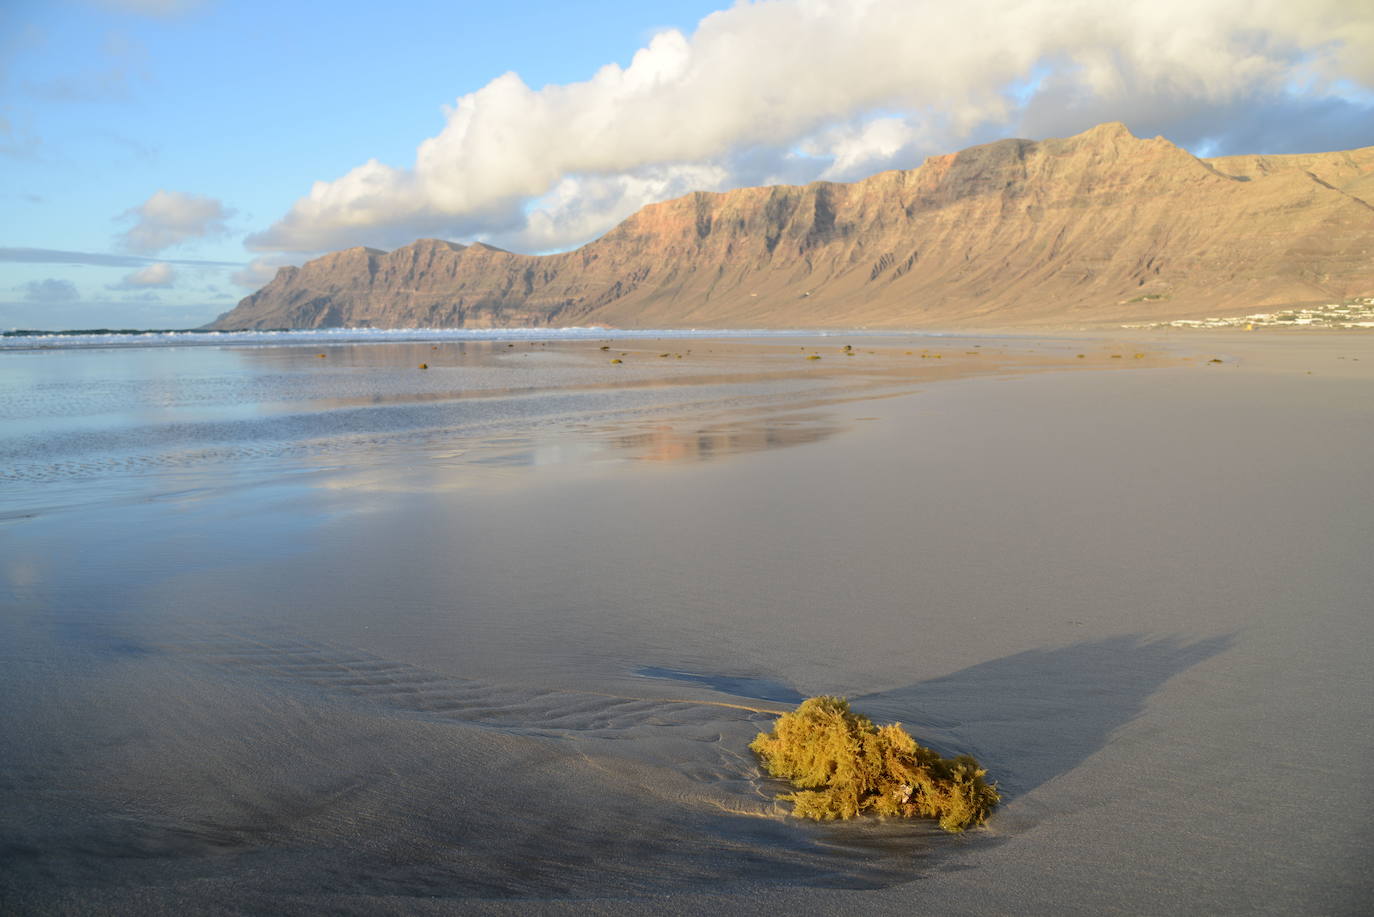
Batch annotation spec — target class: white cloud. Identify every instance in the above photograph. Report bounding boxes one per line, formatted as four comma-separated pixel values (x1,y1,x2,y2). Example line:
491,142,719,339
108,261,175,289
117,190,233,254
507,163,731,253
806,117,924,182
250,0,1374,255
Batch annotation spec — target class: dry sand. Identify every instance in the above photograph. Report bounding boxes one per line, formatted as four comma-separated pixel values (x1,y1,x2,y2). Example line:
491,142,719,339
1,332,1370,914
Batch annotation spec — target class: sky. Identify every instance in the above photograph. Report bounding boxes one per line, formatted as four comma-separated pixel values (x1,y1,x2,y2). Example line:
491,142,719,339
2,0,1373,329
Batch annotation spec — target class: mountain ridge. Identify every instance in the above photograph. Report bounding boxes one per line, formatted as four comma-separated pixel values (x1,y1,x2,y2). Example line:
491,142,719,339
210,123,1374,330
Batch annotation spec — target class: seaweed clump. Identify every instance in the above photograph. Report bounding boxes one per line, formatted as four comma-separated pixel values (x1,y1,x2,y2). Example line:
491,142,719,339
750,696,998,832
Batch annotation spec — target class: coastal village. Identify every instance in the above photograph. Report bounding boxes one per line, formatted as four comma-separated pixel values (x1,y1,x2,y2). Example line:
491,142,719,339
1125,297,1374,330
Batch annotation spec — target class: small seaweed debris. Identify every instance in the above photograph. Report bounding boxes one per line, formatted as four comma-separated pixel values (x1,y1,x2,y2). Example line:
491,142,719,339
610,358,622,364
806,354,822,360
750,696,998,832
600,345,610,350
317,353,327,358
1208,358,1224,364
419,363,428,369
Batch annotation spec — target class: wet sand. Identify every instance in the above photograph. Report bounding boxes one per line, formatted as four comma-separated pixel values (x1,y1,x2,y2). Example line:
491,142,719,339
1,333,1370,914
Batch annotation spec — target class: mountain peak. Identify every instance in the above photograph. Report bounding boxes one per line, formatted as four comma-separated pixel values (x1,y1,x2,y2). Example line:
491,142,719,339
408,238,466,252
1078,120,1135,141
210,125,1374,331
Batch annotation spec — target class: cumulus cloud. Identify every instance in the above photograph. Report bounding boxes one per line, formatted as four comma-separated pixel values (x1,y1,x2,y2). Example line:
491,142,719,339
804,117,925,182
250,0,1374,255
1018,78,1374,157
107,261,175,289
515,163,731,252
18,278,80,302
117,190,233,254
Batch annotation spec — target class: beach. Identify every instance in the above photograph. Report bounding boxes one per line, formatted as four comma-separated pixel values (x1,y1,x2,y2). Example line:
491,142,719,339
1,331,1370,914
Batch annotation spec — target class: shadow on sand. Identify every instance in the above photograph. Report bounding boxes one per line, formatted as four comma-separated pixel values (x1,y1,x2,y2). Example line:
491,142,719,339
1,630,1232,903
635,665,807,704
853,633,1234,801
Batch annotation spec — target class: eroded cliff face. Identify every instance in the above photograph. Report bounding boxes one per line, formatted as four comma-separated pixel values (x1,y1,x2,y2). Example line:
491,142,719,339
210,123,1374,330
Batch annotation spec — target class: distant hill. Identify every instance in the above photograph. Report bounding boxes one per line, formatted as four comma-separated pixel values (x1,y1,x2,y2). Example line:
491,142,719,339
209,122,1374,330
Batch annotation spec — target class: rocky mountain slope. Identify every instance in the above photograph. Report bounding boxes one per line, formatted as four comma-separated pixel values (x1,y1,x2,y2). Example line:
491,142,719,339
209,123,1374,330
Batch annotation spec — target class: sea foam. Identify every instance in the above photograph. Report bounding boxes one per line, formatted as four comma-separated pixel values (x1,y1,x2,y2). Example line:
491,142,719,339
0,326,907,351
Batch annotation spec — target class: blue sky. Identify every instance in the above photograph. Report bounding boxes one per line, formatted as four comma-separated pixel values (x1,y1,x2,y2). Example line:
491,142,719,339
3,0,1372,329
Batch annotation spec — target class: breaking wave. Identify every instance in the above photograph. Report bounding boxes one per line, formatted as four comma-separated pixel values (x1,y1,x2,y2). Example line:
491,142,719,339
0,326,923,351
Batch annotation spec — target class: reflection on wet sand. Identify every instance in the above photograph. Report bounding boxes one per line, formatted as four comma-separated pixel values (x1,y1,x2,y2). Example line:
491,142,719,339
291,337,1179,478
1,335,1186,530
226,336,1181,417
2,335,1181,516
608,413,845,463
334,411,847,479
